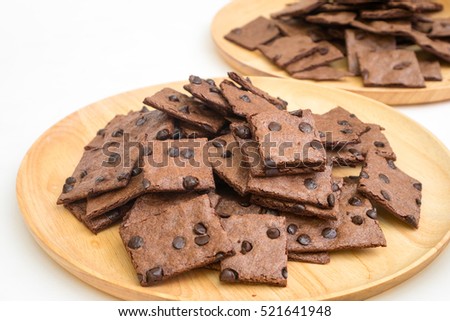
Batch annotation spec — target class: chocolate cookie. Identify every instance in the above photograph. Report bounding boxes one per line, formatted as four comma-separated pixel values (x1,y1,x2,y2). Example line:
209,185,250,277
57,147,140,204
220,79,280,118
248,109,326,169
358,49,425,88
183,75,233,116
143,88,226,134
224,16,281,51
120,193,234,286
358,149,422,228
141,138,215,193
286,176,386,252
219,214,288,286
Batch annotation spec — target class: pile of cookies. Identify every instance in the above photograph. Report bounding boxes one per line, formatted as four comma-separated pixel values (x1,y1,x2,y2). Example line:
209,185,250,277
224,0,449,87
57,72,422,287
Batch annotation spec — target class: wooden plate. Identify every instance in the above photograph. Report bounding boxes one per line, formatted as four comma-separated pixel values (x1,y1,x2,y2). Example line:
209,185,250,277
211,0,450,105
16,77,450,300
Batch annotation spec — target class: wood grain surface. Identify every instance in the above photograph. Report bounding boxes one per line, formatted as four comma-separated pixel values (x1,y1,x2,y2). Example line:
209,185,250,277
211,0,450,105
16,77,450,300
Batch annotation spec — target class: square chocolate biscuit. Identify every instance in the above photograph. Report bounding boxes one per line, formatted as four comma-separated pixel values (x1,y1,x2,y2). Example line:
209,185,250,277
358,49,425,88
248,109,326,169
219,214,288,286
213,188,263,218
140,138,215,193
286,176,386,253
120,194,234,286
358,149,422,228
312,106,370,149
57,146,140,204
224,16,280,51
247,164,334,208
345,29,396,75
143,88,226,134
220,79,280,118
183,75,232,116
86,108,175,150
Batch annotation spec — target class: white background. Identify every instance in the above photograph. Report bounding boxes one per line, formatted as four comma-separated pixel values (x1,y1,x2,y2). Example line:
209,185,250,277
0,0,449,300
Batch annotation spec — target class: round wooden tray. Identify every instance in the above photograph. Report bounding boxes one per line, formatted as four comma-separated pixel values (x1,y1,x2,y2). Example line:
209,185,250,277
16,77,450,300
211,0,450,105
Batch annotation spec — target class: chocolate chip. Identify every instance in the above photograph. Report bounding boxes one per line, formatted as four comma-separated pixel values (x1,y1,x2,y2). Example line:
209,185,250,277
212,139,227,148
218,213,231,219
222,150,232,158
360,171,369,179
374,141,385,148
322,227,337,239
393,61,411,70
206,79,215,86
80,170,88,179
95,176,105,184
107,153,120,165
298,122,313,133
413,182,422,191
156,129,170,140
282,267,288,279
268,122,281,131
128,236,144,249
111,129,124,137
319,131,326,138
179,106,190,114
405,215,417,226
264,158,276,168
189,75,202,85
387,159,396,169
220,268,238,282
62,183,73,193
105,209,121,221
318,47,329,55
209,86,221,94
213,252,226,263
331,182,340,192
337,120,349,126
267,228,281,239
239,94,251,103
194,235,210,246
416,198,422,206
240,241,253,254
340,128,353,134
136,117,146,126
117,172,130,181
143,146,153,156
172,236,186,250
348,148,361,156
381,190,391,201
351,215,364,225
304,178,317,190
348,196,363,206
141,106,149,112
168,147,180,157
183,176,199,190
297,234,311,246
327,193,335,207
146,267,163,283
132,167,142,177
293,203,306,213
310,140,324,150
379,173,390,184
234,125,252,139
238,199,251,207
142,178,151,189
366,208,377,219
65,177,76,185
97,128,105,136
193,223,207,235
349,113,356,118
180,148,195,159
287,224,298,235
